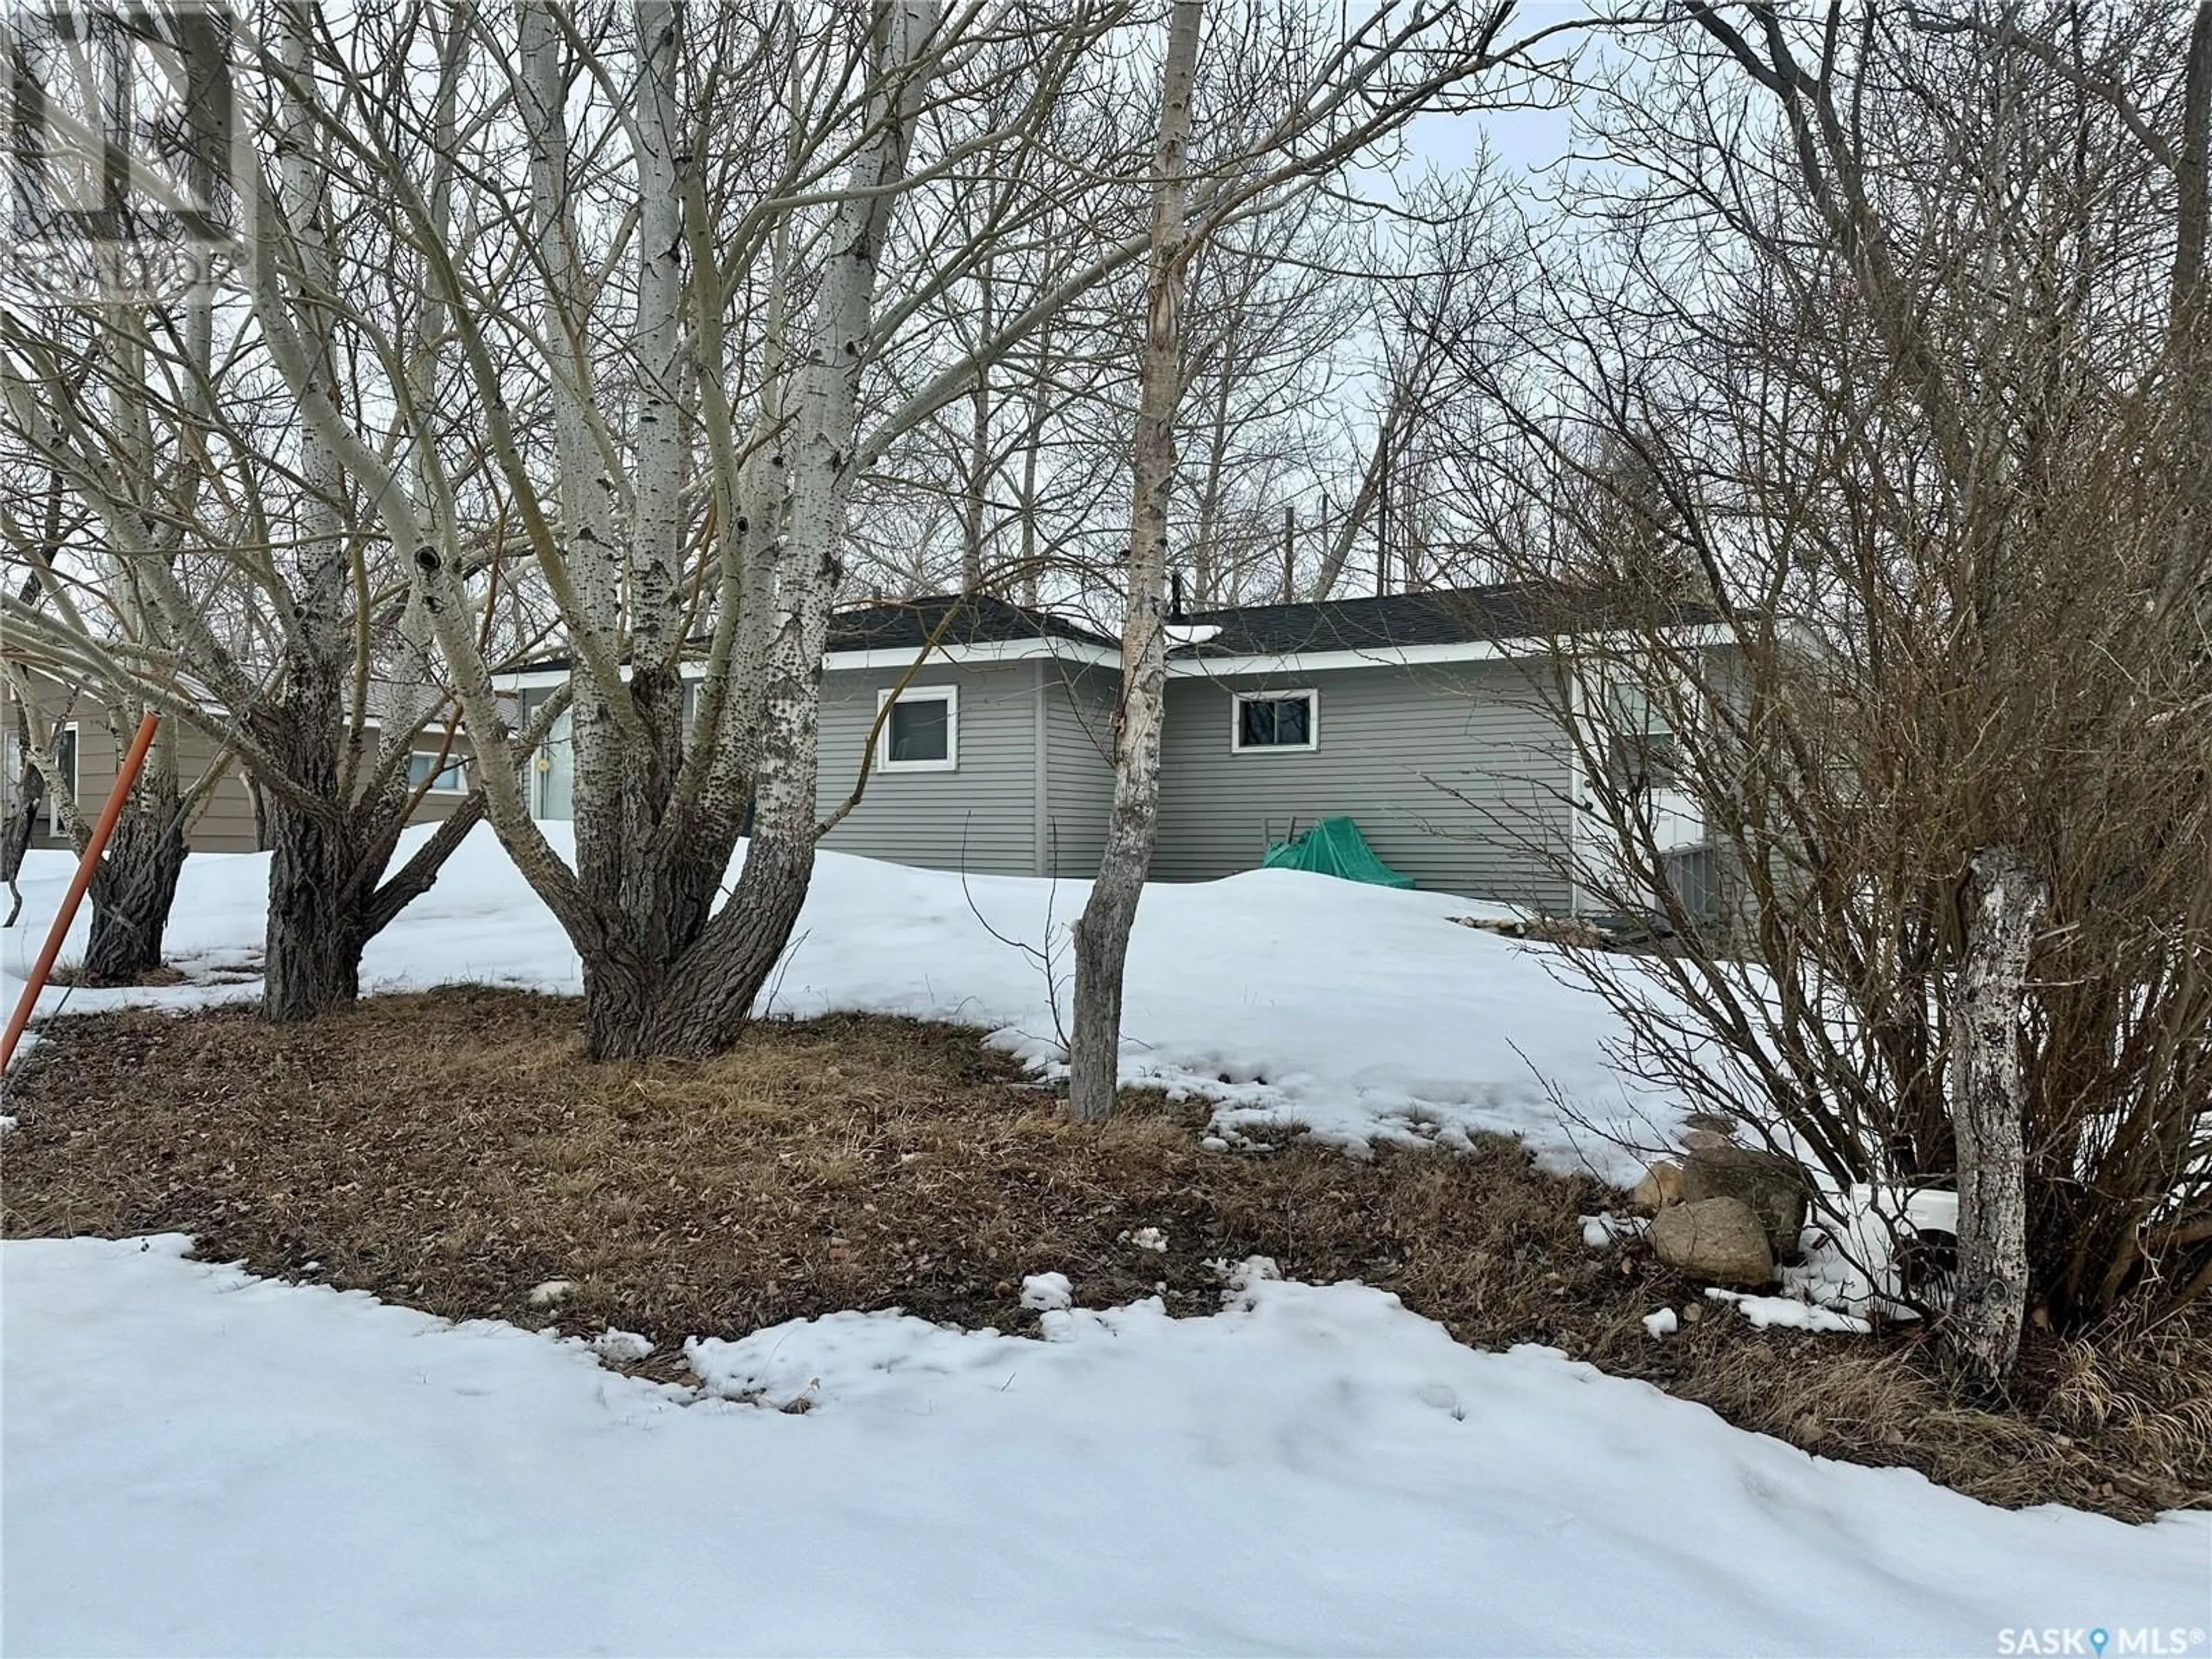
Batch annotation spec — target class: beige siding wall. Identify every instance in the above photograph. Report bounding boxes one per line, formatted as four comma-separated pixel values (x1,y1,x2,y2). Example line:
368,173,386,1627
814,662,1039,877
176,725,257,851
1152,659,1574,907
0,673,475,857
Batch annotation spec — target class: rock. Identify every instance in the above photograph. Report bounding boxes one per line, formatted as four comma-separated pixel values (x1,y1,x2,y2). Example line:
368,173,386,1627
1652,1197,1775,1286
1631,1160,1685,1212
527,1278,577,1307
1524,915,1611,950
1678,1127,1731,1156
1681,1142,1809,1259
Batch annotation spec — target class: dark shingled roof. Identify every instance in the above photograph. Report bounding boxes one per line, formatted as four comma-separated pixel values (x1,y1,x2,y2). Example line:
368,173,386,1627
510,582,1709,675
828,593,1115,653
1175,582,1612,657
832,583,1646,659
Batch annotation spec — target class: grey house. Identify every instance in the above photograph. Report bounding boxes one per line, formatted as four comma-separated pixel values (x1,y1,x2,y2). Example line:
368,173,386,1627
504,584,1666,909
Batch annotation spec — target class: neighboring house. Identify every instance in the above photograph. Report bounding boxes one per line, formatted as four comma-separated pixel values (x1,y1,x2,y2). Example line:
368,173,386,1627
0,668,478,856
500,585,1713,910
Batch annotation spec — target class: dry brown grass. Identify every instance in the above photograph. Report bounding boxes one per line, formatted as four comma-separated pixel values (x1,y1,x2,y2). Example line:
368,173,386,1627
3,987,2205,1522
46,961,189,988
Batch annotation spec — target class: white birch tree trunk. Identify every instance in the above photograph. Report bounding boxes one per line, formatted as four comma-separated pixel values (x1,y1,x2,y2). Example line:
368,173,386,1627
666,0,944,1058
518,0,630,933
1066,1,1205,1124
1948,844,2050,1388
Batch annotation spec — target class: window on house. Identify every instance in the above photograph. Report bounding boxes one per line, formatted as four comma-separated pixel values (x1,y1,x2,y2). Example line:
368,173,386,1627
877,685,957,771
1232,690,1317,752
407,751,468,793
1609,729,1679,790
1605,684,1678,790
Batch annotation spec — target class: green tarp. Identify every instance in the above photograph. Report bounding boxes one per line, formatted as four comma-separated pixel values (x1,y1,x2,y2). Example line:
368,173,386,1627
1260,817,1416,888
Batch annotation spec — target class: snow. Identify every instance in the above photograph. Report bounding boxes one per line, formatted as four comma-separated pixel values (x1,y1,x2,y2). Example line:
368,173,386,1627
1019,1270,1073,1310
11,831,2195,1653
0,824,1680,1179
590,1327,655,1363
6,1236,2205,1658
1580,1210,1647,1247
1706,1287,1876,1335
1800,1183,1965,1317
1164,622,1223,646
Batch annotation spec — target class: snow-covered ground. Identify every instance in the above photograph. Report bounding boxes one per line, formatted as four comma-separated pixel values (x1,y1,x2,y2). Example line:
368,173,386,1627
9,1237,2205,1659
1,825,1677,1178
8,838,2206,1656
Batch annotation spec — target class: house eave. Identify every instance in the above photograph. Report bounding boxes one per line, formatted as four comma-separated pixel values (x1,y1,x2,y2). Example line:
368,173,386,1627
485,624,1740,692
1163,625,1732,677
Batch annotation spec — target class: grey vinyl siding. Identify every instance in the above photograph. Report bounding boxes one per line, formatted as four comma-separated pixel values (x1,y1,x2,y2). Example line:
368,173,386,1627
815,661,1039,876
1039,664,1116,878
1152,660,1573,907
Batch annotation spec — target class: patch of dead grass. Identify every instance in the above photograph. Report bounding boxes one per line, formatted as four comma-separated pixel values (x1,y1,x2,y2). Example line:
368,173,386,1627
46,961,189,988
2,987,2205,1522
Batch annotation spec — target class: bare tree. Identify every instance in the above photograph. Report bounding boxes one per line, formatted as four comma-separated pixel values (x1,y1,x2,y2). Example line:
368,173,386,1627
1066,0,1204,1126
270,4,1168,1057
1431,0,2211,1374
0,694,41,928
9,1,1572,1062
2,1,535,1014
1065,3,1556,1120
1178,194,1362,605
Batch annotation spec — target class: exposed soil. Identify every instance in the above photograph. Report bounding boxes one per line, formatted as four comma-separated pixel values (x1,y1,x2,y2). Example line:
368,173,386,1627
3,987,2206,1522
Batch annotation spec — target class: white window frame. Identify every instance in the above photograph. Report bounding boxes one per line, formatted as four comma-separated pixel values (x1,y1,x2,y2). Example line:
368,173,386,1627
407,750,469,794
48,721,78,834
1229,688,1319,755
876,684,959,772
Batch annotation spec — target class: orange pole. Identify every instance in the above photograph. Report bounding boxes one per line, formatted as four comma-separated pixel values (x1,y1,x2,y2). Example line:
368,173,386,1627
1,711,161,1077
